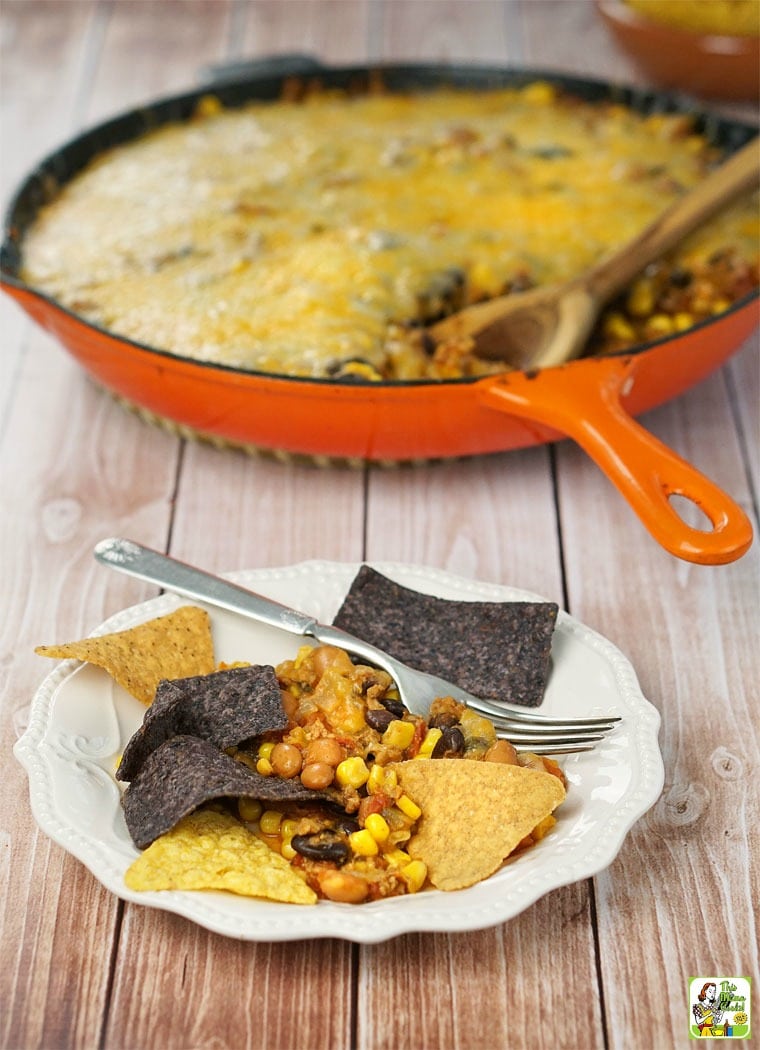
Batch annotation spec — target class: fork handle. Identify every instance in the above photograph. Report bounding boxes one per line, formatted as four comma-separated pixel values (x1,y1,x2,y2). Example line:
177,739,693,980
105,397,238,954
94,538,412,672
93,538,322,637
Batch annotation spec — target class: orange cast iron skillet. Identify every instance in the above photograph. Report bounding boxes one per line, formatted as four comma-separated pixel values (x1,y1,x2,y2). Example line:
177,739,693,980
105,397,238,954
1,59,758,565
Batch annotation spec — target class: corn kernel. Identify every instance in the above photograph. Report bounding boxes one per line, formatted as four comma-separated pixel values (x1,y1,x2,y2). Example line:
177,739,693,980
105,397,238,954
626,278,655,318
258,741,275,760
281,840,297,860
259,809,283,835
382,719,416,750
395,794,422,821
416,727,443,758
645,313,674,337
673,312,694,331
280,818,300,841
364,813,390,843
522,80,555,105
335,756,370,789
350,829,379,856
602,312,635,341
256,758,273,776
711,298,730,315
367,763,386,794
196,94,223,117
401,860,428,893
238,797,263,823
384,848,412,868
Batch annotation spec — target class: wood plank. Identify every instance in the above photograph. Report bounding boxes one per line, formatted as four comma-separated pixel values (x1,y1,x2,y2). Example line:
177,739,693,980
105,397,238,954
364,449,564,599
515,8,759,1045
0,0,98,413
727,336,760,506
556,364,759,1049
520,0,628,80
0,264,183,1050
97,2,372,1047
359,453,607,1049
79,0,232,123
170,445,367,572
1,3,228,1049
376,0,516,63
0,7,182,1048
106,914,353,1050
354,5,608,1048
360,882,603,1050
240,0,373,63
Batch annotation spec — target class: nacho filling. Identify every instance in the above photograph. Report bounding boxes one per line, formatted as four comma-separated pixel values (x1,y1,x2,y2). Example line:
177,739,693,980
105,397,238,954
177,644,564,903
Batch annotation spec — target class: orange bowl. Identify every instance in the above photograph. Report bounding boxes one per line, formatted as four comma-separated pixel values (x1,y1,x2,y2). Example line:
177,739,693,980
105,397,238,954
596,0,760,101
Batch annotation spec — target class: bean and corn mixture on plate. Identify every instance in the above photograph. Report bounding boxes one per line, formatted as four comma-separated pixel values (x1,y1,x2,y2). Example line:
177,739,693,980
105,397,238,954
17,562,663,942
19,79,759,381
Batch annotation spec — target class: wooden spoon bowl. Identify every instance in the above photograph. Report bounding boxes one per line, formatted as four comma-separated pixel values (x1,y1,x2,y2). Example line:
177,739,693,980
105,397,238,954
429,138,759,371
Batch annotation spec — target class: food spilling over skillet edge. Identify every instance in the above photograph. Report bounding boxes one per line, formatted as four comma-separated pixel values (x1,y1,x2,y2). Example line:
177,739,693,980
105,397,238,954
19,80,758,381
35,570,567,904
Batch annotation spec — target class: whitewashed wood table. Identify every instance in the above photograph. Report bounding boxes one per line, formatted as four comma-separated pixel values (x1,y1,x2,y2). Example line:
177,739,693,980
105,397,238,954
1,2,757,1048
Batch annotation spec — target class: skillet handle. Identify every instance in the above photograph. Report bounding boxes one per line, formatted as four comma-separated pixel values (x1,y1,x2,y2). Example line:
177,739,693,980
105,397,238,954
478,359,753,565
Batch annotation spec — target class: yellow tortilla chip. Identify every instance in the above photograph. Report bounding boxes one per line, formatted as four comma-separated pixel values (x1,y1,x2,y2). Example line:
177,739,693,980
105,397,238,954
35,605,215,705
124,808,317,904
394,759,566,891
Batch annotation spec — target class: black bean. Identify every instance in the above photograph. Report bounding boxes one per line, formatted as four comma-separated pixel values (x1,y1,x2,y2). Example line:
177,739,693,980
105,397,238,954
428,712,460,730
334,815,361,835
669,266,692,288
432,726,466,759
365,708,395,733
291,831,349,864
380,697,407,719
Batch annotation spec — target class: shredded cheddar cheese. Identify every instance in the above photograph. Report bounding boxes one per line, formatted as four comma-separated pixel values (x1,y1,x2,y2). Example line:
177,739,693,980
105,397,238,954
20,82,758,379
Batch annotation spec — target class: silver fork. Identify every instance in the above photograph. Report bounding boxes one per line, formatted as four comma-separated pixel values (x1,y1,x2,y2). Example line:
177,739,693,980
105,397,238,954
93,538,620,754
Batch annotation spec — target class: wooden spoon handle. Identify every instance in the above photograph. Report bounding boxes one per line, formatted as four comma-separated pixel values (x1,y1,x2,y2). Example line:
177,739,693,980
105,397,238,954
584,137,759,305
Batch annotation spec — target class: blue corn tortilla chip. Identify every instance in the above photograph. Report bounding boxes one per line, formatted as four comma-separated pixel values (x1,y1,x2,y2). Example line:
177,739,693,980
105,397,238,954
123,735,337,849
116,664,287,782
332,565,557,707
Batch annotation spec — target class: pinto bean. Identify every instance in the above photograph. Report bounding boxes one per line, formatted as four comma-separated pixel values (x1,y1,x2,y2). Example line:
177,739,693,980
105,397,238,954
318,870,369,903
270,743,303,778
303,737,344,767
484,739,519,765
300,762,335,789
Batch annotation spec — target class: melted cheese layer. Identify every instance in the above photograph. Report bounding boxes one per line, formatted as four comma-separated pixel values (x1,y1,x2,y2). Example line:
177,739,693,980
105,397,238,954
21,82,759,379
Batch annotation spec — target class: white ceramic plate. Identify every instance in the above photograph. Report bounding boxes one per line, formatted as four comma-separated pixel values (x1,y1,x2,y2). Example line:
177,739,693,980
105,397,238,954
15,560,663,943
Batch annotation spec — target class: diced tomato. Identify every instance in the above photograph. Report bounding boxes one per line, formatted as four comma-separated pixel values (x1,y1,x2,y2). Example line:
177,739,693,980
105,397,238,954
406,720,426,758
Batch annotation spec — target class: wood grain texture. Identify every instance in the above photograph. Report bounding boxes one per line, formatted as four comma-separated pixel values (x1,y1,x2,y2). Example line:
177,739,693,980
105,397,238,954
1,2,757,1048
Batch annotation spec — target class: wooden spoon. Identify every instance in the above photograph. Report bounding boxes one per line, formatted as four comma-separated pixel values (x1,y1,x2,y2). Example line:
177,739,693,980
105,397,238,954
428,137,759,370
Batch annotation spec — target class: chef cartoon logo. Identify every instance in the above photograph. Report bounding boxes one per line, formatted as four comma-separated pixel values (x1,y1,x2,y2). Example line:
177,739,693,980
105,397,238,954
689,977,751,1039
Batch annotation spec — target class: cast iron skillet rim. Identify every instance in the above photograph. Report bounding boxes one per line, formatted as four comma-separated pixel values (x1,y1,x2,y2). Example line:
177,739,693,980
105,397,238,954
0,273,757,390
1,59,758,390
